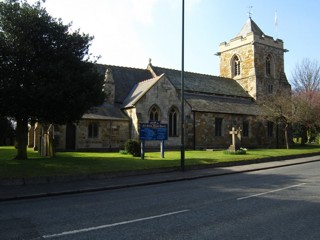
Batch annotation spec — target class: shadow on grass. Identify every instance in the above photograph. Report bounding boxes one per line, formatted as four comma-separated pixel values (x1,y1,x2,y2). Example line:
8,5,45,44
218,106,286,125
1,145,320,178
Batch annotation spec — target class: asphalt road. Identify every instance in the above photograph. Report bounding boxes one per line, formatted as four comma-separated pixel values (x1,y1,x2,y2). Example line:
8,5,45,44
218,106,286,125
1,161,320,240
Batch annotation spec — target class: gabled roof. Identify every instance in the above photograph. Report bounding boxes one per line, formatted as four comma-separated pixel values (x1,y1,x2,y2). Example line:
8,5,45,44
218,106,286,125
122,74,164,108
236,18,265,38
151,66,251,98
97,64,153,104
91,63,262,117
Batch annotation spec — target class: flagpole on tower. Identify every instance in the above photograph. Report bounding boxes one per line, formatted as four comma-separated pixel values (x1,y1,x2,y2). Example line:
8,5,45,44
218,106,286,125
275,11,278,39
248,6,253,18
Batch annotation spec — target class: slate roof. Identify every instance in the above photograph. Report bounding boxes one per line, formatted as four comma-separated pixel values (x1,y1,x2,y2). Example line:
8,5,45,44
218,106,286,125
97,64,153,104
82,102,128,120
91,63,265,117
236,18,265,38
151,66,251,98
185,93,265,116
122,75,163,108
149,65,267,115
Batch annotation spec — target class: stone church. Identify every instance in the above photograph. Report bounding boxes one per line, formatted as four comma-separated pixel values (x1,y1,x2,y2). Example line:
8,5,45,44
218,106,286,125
29,17,291,152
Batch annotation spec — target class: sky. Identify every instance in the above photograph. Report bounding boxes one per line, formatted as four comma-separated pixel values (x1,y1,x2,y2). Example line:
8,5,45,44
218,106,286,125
27,0,320,83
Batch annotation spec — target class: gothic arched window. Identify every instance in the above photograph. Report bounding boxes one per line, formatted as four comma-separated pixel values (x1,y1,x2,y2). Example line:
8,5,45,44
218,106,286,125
266,54,272,76
168,107,179,137
149,105,160,121
232,55,241,77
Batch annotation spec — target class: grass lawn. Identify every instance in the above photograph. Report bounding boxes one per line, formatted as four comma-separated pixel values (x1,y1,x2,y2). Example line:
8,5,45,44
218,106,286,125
1,145,320,178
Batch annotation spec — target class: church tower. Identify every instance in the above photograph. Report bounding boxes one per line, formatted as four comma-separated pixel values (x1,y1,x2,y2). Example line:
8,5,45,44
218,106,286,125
217,17,290,100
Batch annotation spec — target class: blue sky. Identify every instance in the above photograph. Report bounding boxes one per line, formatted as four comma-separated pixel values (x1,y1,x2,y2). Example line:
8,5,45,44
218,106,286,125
28,0,320,83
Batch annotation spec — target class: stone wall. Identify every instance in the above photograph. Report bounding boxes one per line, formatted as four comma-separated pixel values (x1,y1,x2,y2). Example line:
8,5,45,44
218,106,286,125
219,34,257,99
219,32,289,101
53,119,129,151
194,112,281,149
125,75,192,149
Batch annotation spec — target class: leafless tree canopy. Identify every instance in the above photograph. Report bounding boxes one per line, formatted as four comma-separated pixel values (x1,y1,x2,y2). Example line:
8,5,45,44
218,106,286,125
291,58,320,93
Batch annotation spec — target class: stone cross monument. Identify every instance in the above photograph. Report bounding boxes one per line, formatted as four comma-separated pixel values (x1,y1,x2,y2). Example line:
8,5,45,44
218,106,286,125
228,127,242,152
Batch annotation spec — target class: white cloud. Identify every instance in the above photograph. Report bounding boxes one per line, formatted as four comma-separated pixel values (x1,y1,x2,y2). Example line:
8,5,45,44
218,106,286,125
36,0,159,68
25,0,202,69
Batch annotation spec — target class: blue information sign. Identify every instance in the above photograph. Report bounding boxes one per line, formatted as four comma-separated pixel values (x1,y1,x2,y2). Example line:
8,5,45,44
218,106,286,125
140,121,168,141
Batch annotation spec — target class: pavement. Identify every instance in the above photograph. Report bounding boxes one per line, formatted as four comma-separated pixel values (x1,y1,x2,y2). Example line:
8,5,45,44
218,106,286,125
1,154,320,202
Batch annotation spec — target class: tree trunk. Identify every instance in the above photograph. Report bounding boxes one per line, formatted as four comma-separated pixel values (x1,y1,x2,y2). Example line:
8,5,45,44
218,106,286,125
285,123,290,149
301,126,307,145
15,117,29,160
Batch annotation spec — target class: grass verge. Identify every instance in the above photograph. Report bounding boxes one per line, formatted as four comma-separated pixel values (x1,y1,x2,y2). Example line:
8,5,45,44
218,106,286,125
1,145,320,178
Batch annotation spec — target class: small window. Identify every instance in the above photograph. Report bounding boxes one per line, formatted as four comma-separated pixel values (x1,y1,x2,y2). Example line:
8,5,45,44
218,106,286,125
267,84,273,94
149,105,160,121
215,118,223,136
88,123,99,138
168,107,179,137
267,121,273,137
243,122,249,137
233,55,241,76
266,55,271,76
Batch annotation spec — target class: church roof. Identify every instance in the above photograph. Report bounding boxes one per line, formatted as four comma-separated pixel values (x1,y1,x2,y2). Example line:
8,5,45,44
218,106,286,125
97,64,153,104
93,64,261,117
236,18,265,38
185,93,265,115
122,75,164,108
151,66,251,98
82,102,128,120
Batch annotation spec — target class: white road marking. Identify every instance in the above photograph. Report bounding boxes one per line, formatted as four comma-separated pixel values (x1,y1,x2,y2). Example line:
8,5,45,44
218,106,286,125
237,183,307,200
42,209,190,239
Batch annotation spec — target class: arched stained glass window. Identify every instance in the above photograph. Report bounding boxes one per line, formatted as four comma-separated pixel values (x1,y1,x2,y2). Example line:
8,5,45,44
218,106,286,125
149,105,160,121
169,107,179,137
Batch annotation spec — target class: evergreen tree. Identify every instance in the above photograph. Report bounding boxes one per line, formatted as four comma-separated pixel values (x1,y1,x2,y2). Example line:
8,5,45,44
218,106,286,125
0,0,105,159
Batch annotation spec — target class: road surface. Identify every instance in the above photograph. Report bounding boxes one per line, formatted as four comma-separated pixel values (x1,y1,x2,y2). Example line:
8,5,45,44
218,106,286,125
1,161,320,239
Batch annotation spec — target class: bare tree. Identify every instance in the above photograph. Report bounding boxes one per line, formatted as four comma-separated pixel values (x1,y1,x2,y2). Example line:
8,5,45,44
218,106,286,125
291,58,320,144
291,58,320,94
292,90,320,144
258,88,293,149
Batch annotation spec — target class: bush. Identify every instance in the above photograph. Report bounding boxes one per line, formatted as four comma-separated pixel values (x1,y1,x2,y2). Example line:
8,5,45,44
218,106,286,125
119,149,128,155
224,147,247,155
236,148,247,154
125,139,141,157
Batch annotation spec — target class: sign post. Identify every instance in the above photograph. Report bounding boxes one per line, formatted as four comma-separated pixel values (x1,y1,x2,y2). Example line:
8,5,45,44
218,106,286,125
161,140,165,158
141,140,145,160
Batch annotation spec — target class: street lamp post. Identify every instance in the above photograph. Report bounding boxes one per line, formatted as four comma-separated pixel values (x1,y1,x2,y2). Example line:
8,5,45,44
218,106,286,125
181,0,185,171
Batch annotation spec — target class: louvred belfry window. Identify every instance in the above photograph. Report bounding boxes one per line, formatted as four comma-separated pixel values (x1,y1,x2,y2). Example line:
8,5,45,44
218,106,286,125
233,55,241,76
